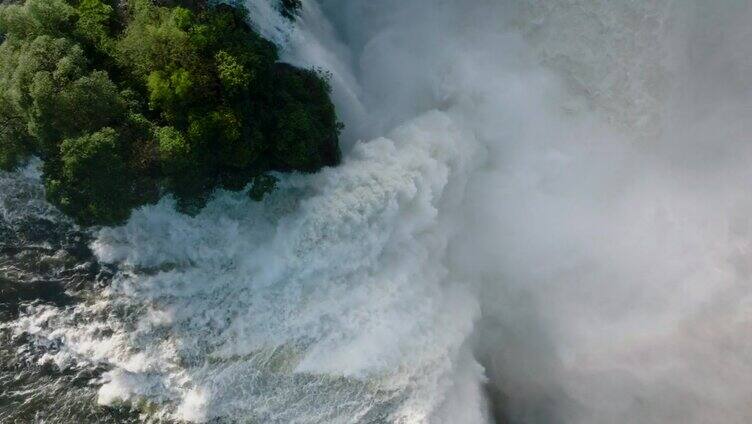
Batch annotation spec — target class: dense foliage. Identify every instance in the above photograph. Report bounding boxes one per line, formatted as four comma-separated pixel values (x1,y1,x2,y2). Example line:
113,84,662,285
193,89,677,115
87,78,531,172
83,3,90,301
0,0,340,225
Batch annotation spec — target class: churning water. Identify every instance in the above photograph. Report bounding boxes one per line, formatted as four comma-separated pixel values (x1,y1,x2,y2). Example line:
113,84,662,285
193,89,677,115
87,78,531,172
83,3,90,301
2,1,752,423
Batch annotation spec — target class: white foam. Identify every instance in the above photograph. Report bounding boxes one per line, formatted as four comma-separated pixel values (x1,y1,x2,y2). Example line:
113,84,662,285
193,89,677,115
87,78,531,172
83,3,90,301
14,111,484,421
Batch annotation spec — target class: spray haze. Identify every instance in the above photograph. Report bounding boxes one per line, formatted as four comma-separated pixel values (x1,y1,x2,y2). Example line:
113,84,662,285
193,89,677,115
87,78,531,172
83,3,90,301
285,0,752,422
7,0,752,422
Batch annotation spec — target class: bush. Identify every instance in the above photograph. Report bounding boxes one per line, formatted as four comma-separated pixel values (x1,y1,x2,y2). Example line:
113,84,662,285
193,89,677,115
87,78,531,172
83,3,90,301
0,0,341,225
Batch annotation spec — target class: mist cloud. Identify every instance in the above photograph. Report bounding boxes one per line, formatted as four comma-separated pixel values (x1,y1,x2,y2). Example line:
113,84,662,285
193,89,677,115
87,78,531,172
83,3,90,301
287,1,752,422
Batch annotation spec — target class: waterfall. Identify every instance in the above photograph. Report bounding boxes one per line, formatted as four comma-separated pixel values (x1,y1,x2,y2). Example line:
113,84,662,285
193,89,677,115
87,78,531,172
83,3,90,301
4,1,752,422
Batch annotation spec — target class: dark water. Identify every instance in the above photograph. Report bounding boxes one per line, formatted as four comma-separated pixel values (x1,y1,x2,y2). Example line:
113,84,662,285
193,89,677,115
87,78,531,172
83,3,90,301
0,166,142,423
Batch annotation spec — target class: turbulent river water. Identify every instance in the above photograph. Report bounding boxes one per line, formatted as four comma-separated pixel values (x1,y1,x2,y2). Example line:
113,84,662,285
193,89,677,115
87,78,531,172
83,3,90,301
2,1,752,423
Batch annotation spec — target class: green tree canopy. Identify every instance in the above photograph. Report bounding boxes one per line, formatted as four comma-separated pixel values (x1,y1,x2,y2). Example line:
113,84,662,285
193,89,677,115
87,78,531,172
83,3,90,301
0,0,341,225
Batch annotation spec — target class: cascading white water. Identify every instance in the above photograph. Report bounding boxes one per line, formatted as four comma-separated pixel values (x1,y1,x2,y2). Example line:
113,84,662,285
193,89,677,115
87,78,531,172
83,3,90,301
8,0,752,423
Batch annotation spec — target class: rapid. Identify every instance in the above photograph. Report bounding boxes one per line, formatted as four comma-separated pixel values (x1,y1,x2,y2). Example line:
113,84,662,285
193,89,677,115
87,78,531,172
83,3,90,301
2,0,752,423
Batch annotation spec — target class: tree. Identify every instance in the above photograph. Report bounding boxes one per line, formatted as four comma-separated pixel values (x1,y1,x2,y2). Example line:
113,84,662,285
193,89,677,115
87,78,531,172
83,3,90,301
0,94,31,170
0,0,342,226
0,0,74,39
74,0,115,53
51,128,133,225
